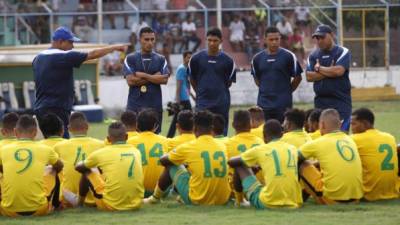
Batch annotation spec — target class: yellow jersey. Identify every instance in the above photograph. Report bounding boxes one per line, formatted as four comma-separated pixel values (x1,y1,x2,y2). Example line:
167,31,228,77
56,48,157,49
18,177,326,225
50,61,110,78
309,130,321,140
225,132,264,159
84,143,144,210
0,138,17,148
104,131,138,145
241,140,303,208
127,132,169,191
168,135,231,205
0,139,59,212
250,124,264,141
352,129,399,201
54,136,104,202
300,131,363,200
281,130,312,148
214,136,229,145
167,133,196,151
39,136,65,147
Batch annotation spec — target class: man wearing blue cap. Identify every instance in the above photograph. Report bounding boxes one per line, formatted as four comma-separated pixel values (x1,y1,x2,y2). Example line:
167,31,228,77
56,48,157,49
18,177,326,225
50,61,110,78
33,26,126,138
306,24,352,132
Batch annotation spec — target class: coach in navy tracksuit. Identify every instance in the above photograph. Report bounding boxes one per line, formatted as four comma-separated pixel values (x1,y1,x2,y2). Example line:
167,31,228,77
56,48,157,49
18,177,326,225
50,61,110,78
188,28,236,136
306,25,352,131
251,27,303,123
123,27,170,133
33,27,125,138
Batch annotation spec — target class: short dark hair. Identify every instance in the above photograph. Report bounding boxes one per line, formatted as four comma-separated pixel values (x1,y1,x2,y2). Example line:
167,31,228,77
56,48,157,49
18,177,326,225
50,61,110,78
183,50,192,58
2,112,19,131
177,110,193,131
194,110,213,133
265,26,281,36
248,106,264,123
16,114,37,133
69,112,88,130
207,27,222,39
108,122,127,141
38,113,63,138
140,26,155,37
352,108,375,125
233,110,251,131
137,109,159,132
284,108,305,129
212,114,225,136
120,111,137,129
264,119,283,139
309,108,323,123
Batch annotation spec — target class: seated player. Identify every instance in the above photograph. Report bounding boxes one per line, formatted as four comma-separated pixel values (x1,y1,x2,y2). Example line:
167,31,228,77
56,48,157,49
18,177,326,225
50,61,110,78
105,111,138,145
228,119,303,209
75,122,144,211
0,112,19,146
38,113,65,147
351,108,399,201
307,108,322,140
54,112,104,206
167,110,195,151
248,106,265,140
0,115,63,217
212,113,228,143
145,110,231,205
299,109,363,204
127,109,169,197
225,110,264,205
281,108,311,148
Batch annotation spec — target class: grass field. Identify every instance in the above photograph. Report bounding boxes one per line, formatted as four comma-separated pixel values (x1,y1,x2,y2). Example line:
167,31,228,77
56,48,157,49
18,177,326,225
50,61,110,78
0,100,399,225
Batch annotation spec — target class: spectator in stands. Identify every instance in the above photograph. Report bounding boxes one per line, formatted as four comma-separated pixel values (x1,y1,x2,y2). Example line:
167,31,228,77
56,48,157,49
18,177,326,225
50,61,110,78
79,0,96,27
169,15,183,53
73,5,94,43
131,16,149,39
289,27,305,63
229,14,245,52
153,0,169,10
104,0,129,29
244,29,260,61
153,16,170,50
276,17,293,49
181,15,201,52
244,12,259,38
295,5,310,28
171,0,187,9
103,50,123,76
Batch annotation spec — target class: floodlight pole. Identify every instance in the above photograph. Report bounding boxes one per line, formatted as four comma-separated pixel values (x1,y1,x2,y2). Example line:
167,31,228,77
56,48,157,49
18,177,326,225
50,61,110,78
97,0,103,43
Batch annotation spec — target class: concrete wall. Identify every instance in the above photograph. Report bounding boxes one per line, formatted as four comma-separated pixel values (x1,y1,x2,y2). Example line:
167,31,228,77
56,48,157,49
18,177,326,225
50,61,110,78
98,66,400,114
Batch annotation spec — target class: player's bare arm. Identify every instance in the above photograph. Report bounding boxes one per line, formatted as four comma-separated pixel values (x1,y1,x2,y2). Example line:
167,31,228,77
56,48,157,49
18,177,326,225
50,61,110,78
176,80,182,102
126,74,149,86
86,44,127,61
159,154,175,167
228,156,244,168
318,65,346,78
291,76,302,91
306,71,325,82
252,76,260,87
136,71,169,85
75,161,91,174
189,77,197,91
52,159,64,173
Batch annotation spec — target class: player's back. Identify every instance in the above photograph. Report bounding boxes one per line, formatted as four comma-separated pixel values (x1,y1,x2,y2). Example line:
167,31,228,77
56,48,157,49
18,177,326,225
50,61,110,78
127,131,168,192
281,130,312,148
0,140,58,212
242,140,302,208
54,136,104,194
167,133,195,151
300,132,363,200
309,130,321,140
250,124,264,140
105,131,138,145
85,144,144,210
225,132,263,159
0,138,17,148
352,129,399,200
39,137,65,147
173,135,231,205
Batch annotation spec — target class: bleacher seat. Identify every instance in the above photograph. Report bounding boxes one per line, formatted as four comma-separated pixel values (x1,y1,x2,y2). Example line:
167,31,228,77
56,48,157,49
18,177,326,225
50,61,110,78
73,80,103,122
23,81,36,109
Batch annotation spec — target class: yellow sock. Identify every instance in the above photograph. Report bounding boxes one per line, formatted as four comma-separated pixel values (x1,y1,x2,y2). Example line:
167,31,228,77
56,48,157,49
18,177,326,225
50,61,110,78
234,191,244,205
152,185,165,199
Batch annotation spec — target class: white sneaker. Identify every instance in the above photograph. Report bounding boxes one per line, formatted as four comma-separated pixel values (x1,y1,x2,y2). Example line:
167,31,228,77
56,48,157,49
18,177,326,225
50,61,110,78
143,196,160,204
62,189,79,207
